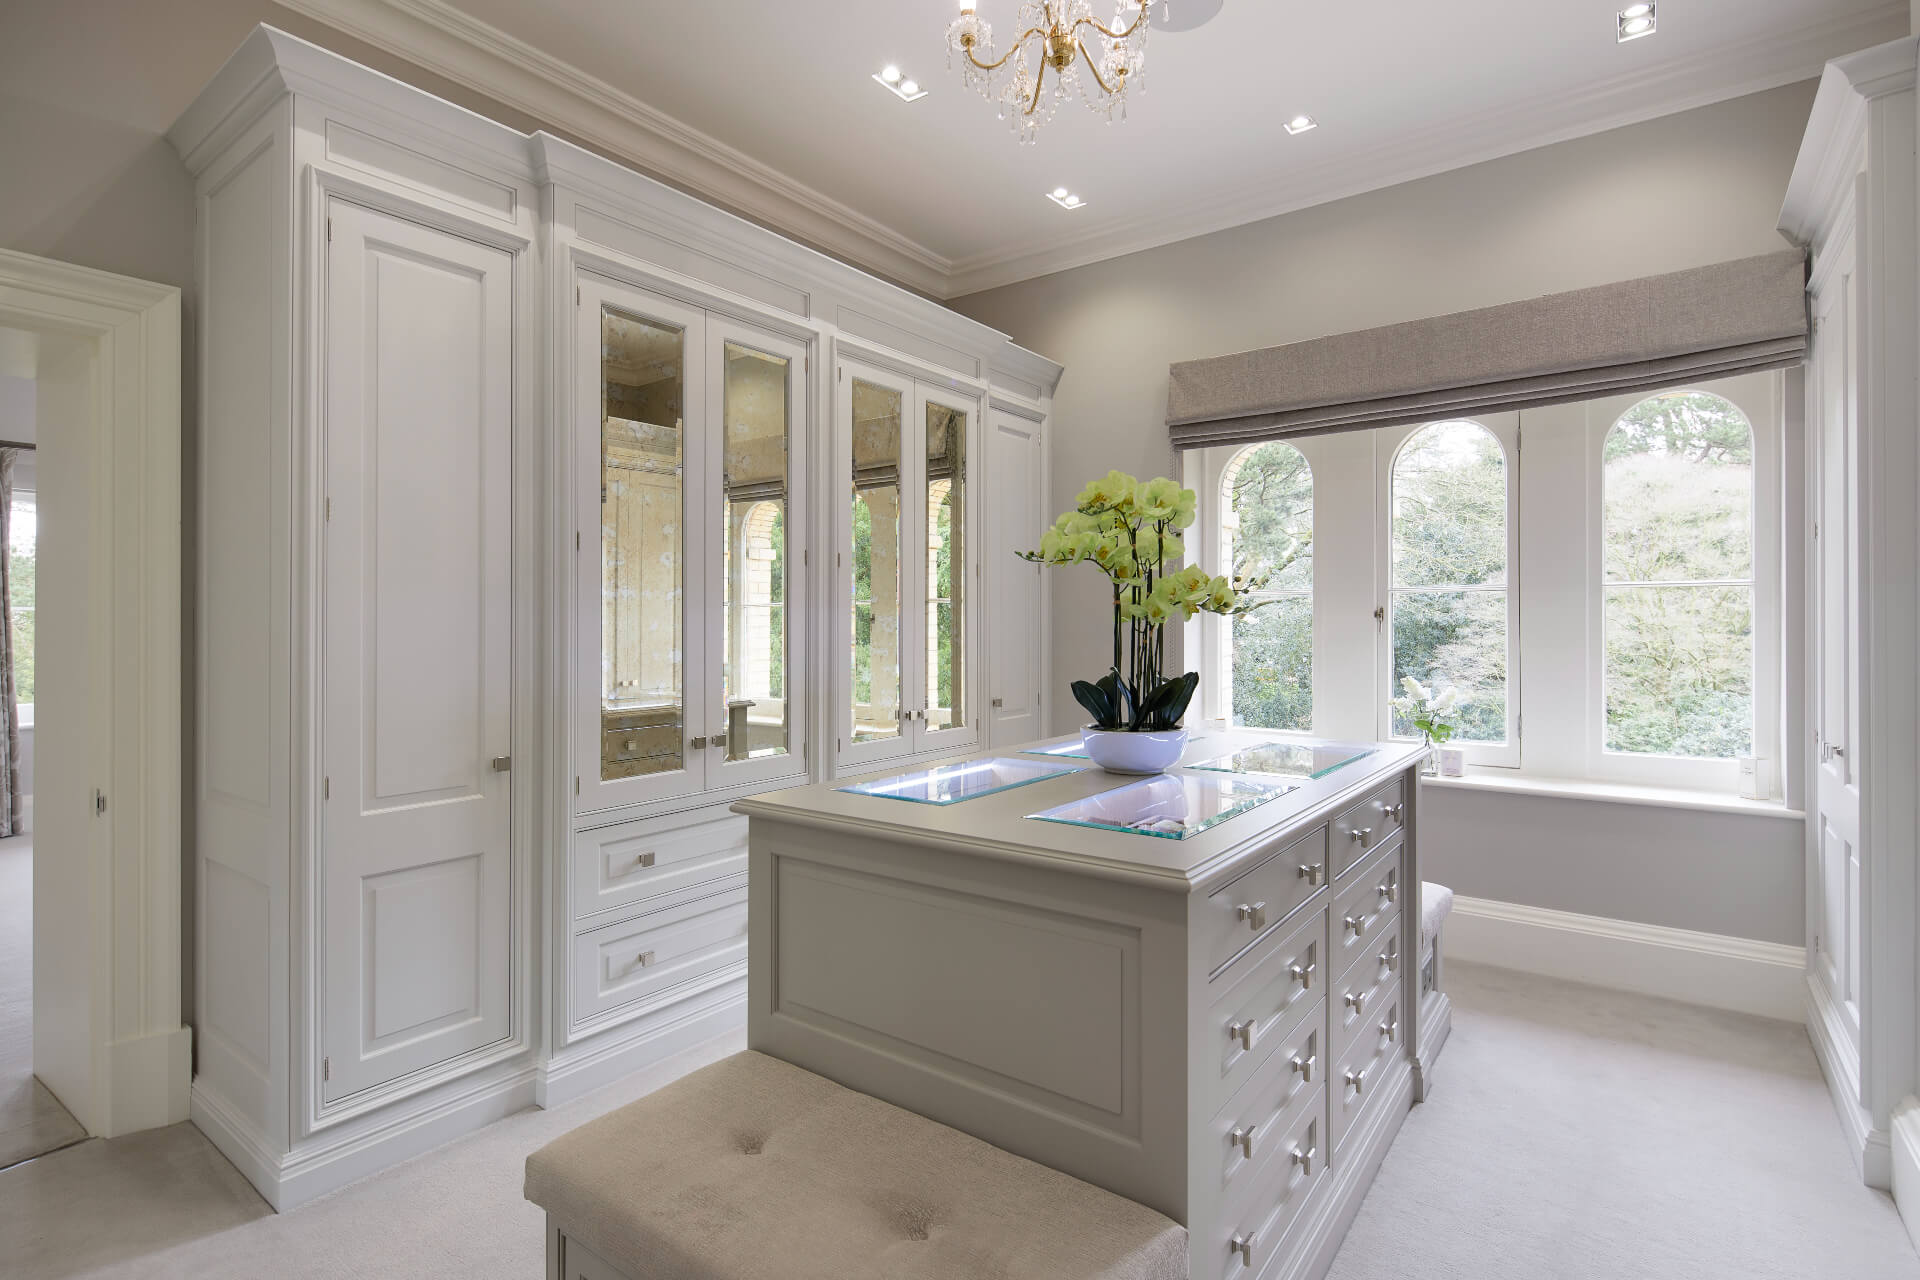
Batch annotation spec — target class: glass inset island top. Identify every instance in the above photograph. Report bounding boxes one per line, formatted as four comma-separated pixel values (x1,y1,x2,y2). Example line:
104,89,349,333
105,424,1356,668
836,756,1082,805
1187,740,1377,781
1027,772,1296,840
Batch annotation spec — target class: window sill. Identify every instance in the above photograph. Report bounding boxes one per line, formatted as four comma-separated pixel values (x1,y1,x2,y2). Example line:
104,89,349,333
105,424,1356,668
1420,769,1803,820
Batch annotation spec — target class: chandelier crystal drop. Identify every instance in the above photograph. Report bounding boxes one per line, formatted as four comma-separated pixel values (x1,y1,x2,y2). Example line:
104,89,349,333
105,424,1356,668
946,0,1155,144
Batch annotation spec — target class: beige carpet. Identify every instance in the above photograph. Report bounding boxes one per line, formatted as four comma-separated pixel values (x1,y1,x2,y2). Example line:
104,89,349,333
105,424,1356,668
0,963,1914,1279
0,833,87,1172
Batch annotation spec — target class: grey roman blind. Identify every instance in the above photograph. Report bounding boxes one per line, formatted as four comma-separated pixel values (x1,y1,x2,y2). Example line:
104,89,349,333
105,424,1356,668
1166,249,1808,450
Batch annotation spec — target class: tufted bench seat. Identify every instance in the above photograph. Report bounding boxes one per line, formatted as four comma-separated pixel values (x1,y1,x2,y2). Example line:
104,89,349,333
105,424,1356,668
1415,881,1455,1101
525,1050,1188,1280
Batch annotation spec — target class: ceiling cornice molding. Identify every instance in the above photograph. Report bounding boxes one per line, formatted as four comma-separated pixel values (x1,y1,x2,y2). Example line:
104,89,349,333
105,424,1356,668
944,1,1910,295
272,0,1904,301
272,0,958,296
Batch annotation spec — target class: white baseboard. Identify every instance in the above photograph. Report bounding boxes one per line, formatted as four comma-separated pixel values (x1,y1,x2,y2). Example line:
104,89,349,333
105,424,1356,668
1891,1098,1920,1247
1447,895,1807,1022
105,1024,192,1136
535,978,746,1109
1806,972,1891,1188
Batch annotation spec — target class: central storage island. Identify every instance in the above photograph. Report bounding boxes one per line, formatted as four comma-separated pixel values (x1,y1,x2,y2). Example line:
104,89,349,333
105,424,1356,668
736,730,1428,1280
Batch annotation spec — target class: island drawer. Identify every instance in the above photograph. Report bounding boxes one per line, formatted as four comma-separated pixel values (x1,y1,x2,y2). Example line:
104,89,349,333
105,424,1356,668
1331,976,1404,1157
1332,842,1402,978
1212,1000,1323,1202
572,809,748,922
1207,907,1324,1115
1332,921,1401,1062
1203,826,1328,979
570,884,748,1033
1331,776,1406,878
1216,1093,1326,1280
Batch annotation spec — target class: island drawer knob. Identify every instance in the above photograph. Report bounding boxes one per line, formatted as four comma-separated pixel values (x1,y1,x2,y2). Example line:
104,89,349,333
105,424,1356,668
1383,801,1405,822
1291,1145,1317,1176
1380,939,1399,972
1227,1018,1257,1051
1344,989,1366,1013
1236,901,1267,931
1382,1010,1399,1043
1298,862,1324,885
1345,1067,1368,1094
1345,914,1366,936
1291,1053,1316,1082
1289,960,1315,989
1349,826,1372,844
1230,1232,1257,1263
1378,879,1397,904
1229,1123,1257,1159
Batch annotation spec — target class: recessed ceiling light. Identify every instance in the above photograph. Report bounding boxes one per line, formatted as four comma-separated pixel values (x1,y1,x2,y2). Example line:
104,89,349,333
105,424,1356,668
1617,3,1656,41
1284,114,1317,135
873,66,929,101
1046,189,1087,210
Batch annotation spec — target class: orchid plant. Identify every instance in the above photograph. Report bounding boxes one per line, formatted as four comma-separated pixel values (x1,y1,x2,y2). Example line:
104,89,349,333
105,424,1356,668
1390,677,1462,748
1022,470,1269,733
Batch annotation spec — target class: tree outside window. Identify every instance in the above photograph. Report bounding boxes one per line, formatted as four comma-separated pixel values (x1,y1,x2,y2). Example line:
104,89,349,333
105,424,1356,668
1223,443,1312,731
1602,392,1753,758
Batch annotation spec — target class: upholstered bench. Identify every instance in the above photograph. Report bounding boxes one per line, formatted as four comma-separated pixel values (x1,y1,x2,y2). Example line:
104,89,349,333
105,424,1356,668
1414,880,1455,1101
525,1050,1188,1280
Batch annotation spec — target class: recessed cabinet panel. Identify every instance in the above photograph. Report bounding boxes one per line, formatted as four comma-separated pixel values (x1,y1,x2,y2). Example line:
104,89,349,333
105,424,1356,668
720,342,792,763
988,411,1045,747
850,376,906,747
321,200,513,1105
600,306,689,783
925,401,966,733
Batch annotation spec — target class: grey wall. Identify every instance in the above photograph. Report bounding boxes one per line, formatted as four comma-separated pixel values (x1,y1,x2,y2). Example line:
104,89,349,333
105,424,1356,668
952,81,1818,946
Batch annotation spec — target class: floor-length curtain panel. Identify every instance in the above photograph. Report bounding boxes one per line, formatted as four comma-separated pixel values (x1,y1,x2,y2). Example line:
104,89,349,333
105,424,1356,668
0,449,18,837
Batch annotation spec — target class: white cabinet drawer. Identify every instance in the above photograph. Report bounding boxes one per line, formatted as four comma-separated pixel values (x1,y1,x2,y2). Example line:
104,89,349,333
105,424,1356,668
1331,842,1402,979
1202,827,1328,979
1331,976,1403,1157
571,885,748,1033
1331,777,1406,879
1331,919,1401,1063
1216,1087,1326,1280
1206,908,1324,1115
1212,999,1322,1205
572,810,747,922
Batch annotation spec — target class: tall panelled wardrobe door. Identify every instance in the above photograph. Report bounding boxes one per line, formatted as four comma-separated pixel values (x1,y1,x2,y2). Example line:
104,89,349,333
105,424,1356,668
320,200,515,1103
1810,253,1863,1041
838,360,915,768
987,409,1045,747
706,319,809,791
576,279,709,812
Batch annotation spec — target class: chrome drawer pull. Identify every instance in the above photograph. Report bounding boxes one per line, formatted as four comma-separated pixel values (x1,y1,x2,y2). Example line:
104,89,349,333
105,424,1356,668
1291,1145,1317,1176
1381,1011,1399,1044
1380,940,1399,973
1345,913,1366,936
690,736,708,749
1345,1067,1367,1094
1298,862,1324,886
630,851,657,872
1382,801,1404,823
1229,1123,1257,1159
1227,1018,1258,1051
1348,826,1372,845
1344,989,1366,1013
1378,879,1397,904
711,733,727,749
1230,1232,1257,1264
1291,1053,1317,1082
1236,901,1268,931
1289,960,1316,989
629,949,655,974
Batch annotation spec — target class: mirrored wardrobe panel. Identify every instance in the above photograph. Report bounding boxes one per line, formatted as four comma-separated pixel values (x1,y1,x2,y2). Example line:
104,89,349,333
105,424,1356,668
850,376,905,746
720,339,791,764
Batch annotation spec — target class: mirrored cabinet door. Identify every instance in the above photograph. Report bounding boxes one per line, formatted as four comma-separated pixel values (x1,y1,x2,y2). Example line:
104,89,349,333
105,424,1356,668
578,279,709,809
709,319,808,790
919,391,974,747
842,364,912,763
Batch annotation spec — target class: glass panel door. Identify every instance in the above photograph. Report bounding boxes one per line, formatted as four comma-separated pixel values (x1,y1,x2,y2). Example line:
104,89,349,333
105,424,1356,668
920,393,973,746
578,279,707,809
711,320,808,789
847,371,908,753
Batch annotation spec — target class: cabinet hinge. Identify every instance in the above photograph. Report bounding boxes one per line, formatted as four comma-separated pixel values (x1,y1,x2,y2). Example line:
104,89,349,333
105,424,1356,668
1813,521,1820,539
803,549,809,566
576,285,581,306
838,367,844,384
324,776,330,800
838,738,844,752
326,217,332,243
575,776,581,795
576,530,581,551
325,497,331,521
93,789,106,816
322,1056,331,1082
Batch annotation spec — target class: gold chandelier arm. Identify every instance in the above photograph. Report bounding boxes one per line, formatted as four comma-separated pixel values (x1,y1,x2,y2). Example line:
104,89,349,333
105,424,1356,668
1024,53,1048,115
961,25,1051,74
1078,39,1116,95
1079,4,1152,41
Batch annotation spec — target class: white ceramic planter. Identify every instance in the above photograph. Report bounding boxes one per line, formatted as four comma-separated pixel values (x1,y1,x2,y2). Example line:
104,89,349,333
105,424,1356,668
1081,725,1189,775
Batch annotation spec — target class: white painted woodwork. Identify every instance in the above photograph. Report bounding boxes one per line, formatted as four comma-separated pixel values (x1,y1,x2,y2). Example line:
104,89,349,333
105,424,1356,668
1779,35,1920,1193
987,407,1047,747
320,201,515,1102
172,24,1060,1208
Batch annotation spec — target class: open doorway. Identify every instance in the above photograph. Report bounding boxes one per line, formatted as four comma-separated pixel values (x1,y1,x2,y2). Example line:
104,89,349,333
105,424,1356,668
0,331,84,1169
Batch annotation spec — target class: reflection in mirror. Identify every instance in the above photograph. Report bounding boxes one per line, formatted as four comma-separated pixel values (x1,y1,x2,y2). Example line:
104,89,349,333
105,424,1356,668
926,402,965,732
600,306,686,780
851,379,903,742
721,342,790,763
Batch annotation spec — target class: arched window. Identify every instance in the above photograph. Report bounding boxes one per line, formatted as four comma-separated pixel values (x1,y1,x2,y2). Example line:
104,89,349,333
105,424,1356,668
1389,421,1510,745
1602,392,1753,758
1222,442,1313,731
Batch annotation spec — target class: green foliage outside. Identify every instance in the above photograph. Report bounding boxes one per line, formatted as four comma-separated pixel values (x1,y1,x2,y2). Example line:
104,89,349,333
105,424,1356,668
1602,392,1753,758
932,491,955,712
8,526,30,707
1227,443,1312,730
767,507,784,699
852,492,875,705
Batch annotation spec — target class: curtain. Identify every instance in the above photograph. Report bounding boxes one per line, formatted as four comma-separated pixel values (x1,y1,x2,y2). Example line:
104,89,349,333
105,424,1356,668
1166,249,1809,450
0,449,18,838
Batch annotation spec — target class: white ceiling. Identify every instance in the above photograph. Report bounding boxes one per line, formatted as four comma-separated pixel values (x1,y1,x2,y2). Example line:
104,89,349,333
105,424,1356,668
286,0,1905,296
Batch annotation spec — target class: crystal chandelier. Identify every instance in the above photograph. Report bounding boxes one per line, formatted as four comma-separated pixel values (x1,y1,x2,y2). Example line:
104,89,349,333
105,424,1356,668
946,0,1154,144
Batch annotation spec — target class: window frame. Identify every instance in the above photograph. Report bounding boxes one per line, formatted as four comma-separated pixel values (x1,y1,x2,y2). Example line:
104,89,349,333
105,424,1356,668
1375,414,1522,769
1215,441,1316,735
1583,379,1780,792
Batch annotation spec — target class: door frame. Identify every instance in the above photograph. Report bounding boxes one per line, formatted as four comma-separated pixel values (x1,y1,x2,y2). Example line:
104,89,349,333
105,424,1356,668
0,246,185,1138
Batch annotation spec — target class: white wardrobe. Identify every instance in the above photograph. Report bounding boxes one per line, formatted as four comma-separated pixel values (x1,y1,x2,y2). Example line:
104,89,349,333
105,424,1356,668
1779,35,1918,1192
171,25,1061,1209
